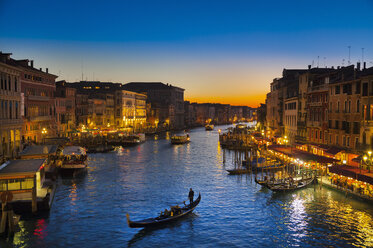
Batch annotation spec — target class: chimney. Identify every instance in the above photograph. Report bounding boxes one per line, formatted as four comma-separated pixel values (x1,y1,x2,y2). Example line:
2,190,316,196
357,62,361,71
308,65,311,69
30,60,34,68
363,62,366,70
337,66,340,69
46,68,48,73
40,68,42,71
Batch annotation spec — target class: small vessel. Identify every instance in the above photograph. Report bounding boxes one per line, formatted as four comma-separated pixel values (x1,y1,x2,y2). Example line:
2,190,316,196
205,124,214,131
267,176,315,192
171,134,190,144
122,133,146,146
226,168,251,175
60,146,87,174
126,193,201,228
86,144,114,153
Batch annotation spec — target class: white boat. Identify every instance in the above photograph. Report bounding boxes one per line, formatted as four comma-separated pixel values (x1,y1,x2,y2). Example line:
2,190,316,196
60,146,87,172
171,134,190,144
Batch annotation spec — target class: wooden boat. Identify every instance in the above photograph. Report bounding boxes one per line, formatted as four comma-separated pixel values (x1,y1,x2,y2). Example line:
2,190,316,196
171,134,190,144
205,124,214,131
255,177,284,189
126,193,201,228
267,176,315,192
226,168,251,175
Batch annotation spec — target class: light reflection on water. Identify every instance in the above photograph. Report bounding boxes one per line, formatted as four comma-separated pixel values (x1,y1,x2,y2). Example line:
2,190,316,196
1,125,372,248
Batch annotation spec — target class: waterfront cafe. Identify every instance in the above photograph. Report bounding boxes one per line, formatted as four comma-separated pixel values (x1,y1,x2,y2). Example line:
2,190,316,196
267,145,339,174
328,164,373,201
0,159,54,213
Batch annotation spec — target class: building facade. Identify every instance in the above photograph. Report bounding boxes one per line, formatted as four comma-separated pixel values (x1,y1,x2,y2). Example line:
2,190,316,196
0,52,23,160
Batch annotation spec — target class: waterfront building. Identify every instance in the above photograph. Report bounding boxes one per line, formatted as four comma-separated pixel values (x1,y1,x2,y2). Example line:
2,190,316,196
0,159,55,213
359,65,373,151
123,82,185,130
184,101,196,128
56,81,76,137
266,69,307,139
75,93,89,129
0,52,23,161
214,103,231,125
67,81,121,129
328,65,361,153
115,89,147,131
16,59,57,143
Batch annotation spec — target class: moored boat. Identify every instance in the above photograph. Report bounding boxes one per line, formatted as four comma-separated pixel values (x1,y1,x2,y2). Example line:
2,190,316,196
126,193,201,228
171,134,190,144
227,168,251,175
267,176,316,192
122,133,146,146
60,146,87,175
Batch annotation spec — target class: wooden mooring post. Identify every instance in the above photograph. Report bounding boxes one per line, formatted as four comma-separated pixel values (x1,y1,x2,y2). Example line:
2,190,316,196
0,191,15,236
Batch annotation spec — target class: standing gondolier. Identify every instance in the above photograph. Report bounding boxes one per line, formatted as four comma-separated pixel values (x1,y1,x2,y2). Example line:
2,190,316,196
188,188,194,205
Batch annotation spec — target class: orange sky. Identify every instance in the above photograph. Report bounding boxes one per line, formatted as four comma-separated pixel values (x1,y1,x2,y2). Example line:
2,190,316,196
186,93,266,108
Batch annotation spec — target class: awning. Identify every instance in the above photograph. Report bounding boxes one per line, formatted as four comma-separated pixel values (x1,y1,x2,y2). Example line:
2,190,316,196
268,145,339,163
329,165,373,185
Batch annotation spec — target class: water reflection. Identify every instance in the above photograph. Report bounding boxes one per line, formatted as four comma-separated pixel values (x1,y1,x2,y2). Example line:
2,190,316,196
3,125,373,248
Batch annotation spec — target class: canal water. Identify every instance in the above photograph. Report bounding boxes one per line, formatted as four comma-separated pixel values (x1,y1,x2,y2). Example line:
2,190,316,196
2,125,373,248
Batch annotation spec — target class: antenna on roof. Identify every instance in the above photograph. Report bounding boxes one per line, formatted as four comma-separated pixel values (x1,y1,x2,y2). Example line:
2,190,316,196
324,57,326,68
317,56,319,68
348,45,351,65
342,59,345,66
81,60,84,82
362,48,365,64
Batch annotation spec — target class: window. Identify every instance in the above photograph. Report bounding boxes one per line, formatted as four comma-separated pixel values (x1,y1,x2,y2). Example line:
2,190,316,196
357,100,360,112
347,137,350,147
355,137,359,148
355,82,361,94
335,85,340,94
337,101,340,112
8,76,11,91
348,101,351,113
329,102,332,112
362,83,368,96
344,101,347,112
336,135,339,145
0,74,3,89
14,78,17,92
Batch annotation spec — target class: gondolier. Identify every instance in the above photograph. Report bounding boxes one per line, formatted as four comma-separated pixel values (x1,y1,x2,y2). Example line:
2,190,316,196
188,188,194,204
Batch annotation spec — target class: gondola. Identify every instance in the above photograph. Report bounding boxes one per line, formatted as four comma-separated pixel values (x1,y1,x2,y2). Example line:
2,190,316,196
226,168,251,175
126,193,201,228
267,177,315,192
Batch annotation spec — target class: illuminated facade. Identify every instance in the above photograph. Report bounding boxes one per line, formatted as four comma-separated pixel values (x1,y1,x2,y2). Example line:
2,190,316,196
115,90,147,130
0,52,23,160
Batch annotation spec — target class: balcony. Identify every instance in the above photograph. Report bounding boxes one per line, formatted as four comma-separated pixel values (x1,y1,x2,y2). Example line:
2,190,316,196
28,116,52,122
27,95,50,102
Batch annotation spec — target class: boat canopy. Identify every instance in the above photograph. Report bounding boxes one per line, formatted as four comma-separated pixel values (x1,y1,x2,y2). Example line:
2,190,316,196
62,146,86,156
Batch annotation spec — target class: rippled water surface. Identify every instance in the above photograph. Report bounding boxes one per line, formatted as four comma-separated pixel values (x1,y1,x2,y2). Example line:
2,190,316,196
2,125,373,248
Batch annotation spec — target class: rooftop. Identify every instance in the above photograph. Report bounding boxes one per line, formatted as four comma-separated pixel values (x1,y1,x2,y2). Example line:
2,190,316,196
19,145,58,157
0,159,46,175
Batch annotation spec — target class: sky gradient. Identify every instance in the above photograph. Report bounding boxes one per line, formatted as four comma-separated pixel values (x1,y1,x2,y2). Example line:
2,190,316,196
1,0,373,107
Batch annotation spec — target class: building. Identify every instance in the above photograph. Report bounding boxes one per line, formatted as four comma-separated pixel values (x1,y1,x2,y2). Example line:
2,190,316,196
123,82,185,130
328,65,361,150
16,59,57,143
56,81,76,137
0,52,23,160
359,65,373,150
115,89,147,131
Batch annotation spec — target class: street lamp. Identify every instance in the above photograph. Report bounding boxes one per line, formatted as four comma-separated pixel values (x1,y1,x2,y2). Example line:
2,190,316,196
41,128,47,144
